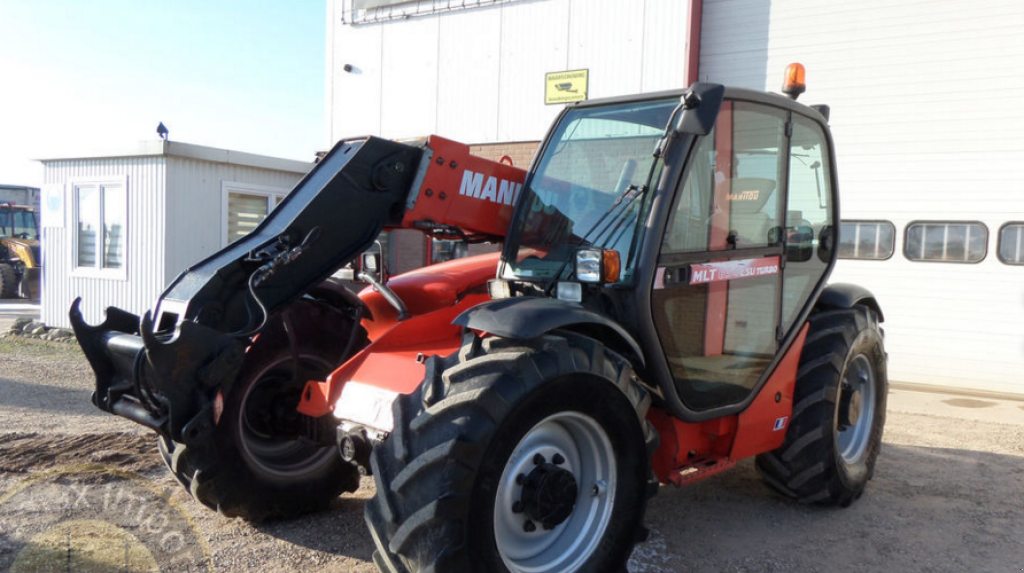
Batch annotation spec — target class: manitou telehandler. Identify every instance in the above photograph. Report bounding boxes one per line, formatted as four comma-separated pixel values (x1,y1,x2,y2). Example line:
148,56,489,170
73,65,886,573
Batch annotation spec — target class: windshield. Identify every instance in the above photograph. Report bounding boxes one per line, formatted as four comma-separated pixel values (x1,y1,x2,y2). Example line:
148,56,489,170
505,97,678,283
0,209,37,239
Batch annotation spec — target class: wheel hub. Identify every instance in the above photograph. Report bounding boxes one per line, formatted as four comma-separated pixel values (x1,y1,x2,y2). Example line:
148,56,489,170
520,463,578,529
838,383,863,430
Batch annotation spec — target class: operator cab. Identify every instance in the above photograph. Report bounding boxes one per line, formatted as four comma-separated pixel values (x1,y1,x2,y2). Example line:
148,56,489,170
498,72,838,421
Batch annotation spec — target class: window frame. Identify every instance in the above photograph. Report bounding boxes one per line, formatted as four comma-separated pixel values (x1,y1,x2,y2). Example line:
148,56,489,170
997,222,1024,266
70,176,129,280
221,181,289,247
903,220,988,264
838,220,896,261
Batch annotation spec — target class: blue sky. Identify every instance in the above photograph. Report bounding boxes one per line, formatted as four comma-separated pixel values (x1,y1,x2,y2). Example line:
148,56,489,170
0,0,326,187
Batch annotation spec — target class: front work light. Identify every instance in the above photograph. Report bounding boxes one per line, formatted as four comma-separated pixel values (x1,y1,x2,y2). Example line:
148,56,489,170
782,63,806,100
575,248,621,284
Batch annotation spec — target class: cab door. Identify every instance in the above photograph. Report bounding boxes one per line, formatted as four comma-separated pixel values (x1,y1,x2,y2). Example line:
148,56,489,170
651,100,835,412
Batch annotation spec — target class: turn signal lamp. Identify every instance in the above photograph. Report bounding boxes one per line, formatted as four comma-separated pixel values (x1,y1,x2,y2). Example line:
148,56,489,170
602,250,621,284
782,63,806,100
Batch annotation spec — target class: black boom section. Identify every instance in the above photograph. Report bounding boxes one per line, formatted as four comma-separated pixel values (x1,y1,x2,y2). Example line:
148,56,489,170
159,137,424,332
70,137,423,444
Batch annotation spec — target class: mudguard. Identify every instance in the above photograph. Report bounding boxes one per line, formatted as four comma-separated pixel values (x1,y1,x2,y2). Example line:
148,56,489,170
453,297,645,367
817,283,884,321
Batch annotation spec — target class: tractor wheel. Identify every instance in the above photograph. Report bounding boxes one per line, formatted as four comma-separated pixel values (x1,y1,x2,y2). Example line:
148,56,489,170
366,331,658,573
756,305,887,507
0,263,17,299
158,298,364,521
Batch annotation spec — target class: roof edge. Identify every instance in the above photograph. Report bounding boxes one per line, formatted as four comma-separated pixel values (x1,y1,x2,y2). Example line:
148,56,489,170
36,140,312,174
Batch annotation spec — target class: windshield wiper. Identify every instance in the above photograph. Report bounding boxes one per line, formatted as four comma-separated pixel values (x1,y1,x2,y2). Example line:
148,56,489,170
542,183,649,295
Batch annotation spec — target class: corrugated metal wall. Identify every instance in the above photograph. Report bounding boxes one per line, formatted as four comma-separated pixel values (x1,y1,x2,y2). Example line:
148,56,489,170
42,156,305,329
164,157,304,283
41,157,167,328
701,0,1024,395
326,0,693,146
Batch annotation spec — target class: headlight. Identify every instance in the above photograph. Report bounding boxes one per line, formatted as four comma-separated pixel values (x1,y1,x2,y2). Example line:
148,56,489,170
575,248,603,283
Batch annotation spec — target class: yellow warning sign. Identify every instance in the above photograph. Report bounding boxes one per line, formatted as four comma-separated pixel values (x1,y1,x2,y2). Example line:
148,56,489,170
545,69,589,105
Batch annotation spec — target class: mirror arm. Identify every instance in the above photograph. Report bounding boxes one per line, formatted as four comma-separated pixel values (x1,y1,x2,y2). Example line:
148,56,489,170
358,271,410,321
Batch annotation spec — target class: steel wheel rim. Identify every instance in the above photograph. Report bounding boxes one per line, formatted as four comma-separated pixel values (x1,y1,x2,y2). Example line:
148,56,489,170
238,354,336,478
494,411,616,573
837,354,876,465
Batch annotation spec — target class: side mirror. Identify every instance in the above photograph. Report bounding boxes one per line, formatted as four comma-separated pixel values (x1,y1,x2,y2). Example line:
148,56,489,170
361,251,381,275
786,225,815,263
332,246,384,283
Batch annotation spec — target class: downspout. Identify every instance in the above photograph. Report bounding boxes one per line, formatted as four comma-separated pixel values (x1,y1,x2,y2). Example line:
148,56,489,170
686,0,704,85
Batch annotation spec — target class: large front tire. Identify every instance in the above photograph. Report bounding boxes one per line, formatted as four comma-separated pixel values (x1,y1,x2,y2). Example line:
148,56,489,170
756,305,887,507
159,297,364,521
366,331,658,573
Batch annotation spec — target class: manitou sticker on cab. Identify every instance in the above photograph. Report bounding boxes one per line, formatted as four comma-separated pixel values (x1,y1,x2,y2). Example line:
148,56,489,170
690,256,780,285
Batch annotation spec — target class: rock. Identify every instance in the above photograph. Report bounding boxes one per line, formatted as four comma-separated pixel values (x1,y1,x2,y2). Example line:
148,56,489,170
50,329,74,340
12,317,32,329
23,321,45,334
28,325,46,336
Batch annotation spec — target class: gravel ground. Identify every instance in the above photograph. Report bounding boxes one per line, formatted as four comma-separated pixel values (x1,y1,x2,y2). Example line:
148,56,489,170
0,336,1022,572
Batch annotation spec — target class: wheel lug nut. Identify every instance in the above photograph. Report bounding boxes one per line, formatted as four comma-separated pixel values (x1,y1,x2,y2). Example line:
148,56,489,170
533,453,545,465
512,501,524,513
516,473,526,485
552,453,565,465
523,520,536,533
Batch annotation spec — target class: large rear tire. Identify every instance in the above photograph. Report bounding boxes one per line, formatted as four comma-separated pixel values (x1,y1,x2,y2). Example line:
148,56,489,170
366,331,658,573
158,297,365,521
756,305,887,507
0,263,17,299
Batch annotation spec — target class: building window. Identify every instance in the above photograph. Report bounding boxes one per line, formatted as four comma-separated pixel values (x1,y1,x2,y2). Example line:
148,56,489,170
998,223,1024,265
222,182,288,246
73,178,127,274
838,221,895,260
904,221,987,263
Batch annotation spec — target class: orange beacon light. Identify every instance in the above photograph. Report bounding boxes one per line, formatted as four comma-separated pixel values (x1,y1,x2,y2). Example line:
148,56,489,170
782,63,807,100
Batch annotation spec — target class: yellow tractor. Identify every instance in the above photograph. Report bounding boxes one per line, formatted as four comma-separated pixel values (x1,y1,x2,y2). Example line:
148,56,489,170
0,203,41,299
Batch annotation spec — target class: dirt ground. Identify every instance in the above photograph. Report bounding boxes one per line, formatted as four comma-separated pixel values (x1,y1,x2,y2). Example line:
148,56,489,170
0,336,1022,573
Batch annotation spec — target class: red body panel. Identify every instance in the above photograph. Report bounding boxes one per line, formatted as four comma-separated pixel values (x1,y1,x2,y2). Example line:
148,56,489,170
359,252,501,340
400,136,527,239
729,323,808,459
648,322,809,485
297,253,500,417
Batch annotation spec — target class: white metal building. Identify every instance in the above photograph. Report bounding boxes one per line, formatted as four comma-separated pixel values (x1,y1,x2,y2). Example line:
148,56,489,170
326,0,1024,397
39,141,310,328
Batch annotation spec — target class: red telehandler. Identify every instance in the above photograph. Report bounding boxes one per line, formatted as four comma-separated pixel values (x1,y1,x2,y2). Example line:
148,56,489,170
72,66,886,573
